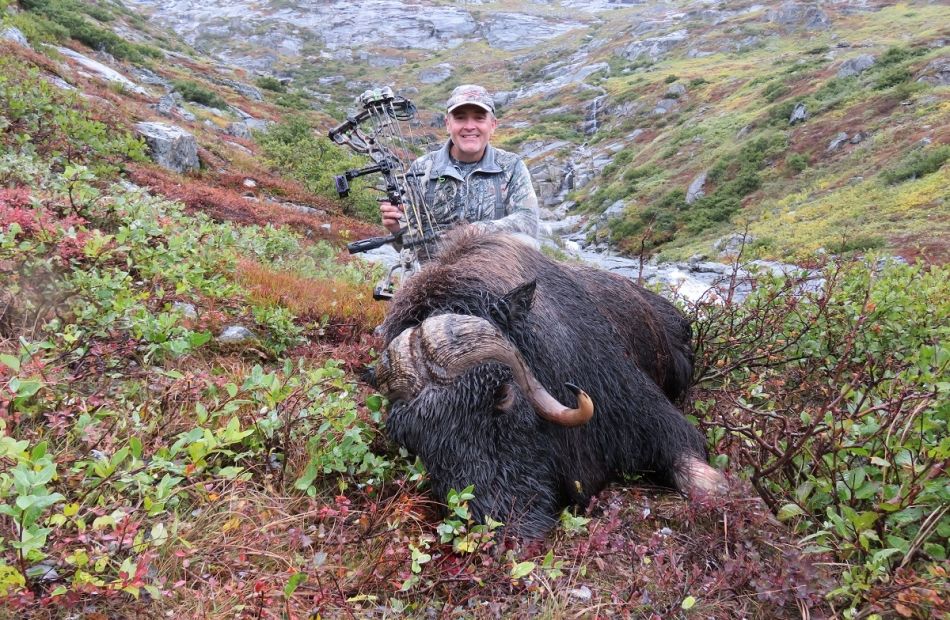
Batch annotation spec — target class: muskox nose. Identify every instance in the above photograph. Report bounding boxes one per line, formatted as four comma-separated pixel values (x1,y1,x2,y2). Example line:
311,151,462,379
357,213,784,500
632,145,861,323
361,365,379,389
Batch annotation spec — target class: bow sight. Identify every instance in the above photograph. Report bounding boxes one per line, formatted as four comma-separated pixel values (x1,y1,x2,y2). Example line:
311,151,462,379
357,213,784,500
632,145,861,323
328,87,436,299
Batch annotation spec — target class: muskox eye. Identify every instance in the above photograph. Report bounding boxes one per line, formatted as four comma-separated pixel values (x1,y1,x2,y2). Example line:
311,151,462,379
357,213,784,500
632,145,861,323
493,383,517,413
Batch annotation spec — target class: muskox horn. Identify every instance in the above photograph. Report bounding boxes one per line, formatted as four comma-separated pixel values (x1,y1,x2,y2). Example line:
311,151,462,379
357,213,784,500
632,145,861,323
375,314,594,427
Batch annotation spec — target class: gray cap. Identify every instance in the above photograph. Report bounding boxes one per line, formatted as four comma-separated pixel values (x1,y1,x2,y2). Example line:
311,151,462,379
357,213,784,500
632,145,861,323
445,84,495,114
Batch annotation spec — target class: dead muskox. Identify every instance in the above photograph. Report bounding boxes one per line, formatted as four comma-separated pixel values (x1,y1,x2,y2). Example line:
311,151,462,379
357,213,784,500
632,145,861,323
372,228,724,536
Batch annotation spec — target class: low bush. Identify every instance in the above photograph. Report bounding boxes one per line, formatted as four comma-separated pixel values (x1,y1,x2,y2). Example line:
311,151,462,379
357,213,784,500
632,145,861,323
689,258,949,617
19,0,160,62
171,79,227,109
880,145,950,185
0,54,147,177
254,75,287,93
257,116,380,221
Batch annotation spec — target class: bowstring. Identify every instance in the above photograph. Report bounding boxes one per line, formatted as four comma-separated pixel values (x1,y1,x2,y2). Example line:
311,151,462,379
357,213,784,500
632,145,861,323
370,96,437,262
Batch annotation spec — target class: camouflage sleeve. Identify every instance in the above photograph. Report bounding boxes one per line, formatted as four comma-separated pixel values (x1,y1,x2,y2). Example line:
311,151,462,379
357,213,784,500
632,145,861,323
474,159,539,239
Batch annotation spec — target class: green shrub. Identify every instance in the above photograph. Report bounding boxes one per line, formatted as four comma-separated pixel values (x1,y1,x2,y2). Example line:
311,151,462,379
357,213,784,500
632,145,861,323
691,258,949,616
257,116,379,220
787,153,808,173
874,66,912,90
880,145,950,184
762,81,790,103
172,79,227,109
877,45,923,67
0,55,147,177
19,0,159,62
826,235,884,254
255,76,287,93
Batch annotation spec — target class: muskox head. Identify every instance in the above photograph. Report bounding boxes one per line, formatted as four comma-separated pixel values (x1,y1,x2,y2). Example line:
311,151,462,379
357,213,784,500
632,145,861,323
373,311,593,427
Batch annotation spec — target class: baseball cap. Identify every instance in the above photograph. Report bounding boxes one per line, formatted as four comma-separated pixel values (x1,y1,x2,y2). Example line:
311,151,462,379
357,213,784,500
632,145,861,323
445,84,495,114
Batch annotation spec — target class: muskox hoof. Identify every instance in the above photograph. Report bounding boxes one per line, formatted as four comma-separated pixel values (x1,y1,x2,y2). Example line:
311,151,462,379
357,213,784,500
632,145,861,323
676,456,728,495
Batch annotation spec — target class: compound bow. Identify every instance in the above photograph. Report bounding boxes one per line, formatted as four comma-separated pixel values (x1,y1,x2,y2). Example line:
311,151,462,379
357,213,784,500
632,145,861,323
328,88,443,299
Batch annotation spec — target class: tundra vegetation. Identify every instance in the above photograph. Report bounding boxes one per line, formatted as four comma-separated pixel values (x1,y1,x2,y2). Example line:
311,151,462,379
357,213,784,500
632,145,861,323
0,1,948,618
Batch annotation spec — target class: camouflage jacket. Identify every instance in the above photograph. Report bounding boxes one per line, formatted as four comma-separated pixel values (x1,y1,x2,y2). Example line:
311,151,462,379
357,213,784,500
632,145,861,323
405,141,539,241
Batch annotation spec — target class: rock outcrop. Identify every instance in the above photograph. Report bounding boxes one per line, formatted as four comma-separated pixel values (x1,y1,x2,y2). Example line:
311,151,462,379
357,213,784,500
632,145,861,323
134,122,200,173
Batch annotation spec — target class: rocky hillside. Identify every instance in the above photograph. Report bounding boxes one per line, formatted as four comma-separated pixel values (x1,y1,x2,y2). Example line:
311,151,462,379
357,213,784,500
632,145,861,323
0,1,947,618
123,0,949,263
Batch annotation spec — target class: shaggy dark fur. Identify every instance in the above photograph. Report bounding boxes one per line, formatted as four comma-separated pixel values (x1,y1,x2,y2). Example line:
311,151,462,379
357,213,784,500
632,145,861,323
379,228,707,537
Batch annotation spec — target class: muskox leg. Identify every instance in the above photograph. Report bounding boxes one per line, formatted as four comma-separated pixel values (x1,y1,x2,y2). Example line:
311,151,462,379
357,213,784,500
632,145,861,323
675,456,728,495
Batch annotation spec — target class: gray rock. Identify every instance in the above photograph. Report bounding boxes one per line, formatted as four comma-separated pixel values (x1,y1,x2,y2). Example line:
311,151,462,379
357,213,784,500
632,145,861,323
43,74,76,91
850,131,867,145
134,122,200,173
789,102,808,125
1,26,29,47
917,58,950,87
244,118,274,132
653,98,679,115
666,83,687,97
713,233,755,257
218,325,255,344
56,46,149,95
226,80,264,102
172,302,198,320
130,66,170,87
827,131,849,152
768,2,831,29
227,122,252,140
837,54,875,78
493,91,516,109
602,199,627,220
366,54,405,69
619,30,689,62
156,93,176,116
686,171,708,204
482,13,583,52
418,63,454,84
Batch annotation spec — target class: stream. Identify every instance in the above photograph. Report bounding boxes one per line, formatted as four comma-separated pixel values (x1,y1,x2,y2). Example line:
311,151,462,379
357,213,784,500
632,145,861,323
356,219,812,304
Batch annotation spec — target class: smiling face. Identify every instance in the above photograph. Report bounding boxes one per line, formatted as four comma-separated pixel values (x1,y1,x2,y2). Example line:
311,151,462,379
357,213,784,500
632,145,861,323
446,105,497,163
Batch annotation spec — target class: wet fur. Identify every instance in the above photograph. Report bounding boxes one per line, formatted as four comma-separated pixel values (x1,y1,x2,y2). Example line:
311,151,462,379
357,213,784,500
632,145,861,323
381,227,706,536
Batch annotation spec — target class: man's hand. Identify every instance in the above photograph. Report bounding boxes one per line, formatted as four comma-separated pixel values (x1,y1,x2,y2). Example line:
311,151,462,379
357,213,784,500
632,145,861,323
380,200,404,234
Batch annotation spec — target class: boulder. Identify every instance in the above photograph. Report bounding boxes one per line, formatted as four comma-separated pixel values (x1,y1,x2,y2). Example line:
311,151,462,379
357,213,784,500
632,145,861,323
917,58,950,87
837,54,875,78
666,83,687,98
619,30,689,62
156,93,176,116
789,102,808,125
1,26,29,47
768,3,831,29
686,171,708,204
134,122,200,173
827,131,849,152
227,122,252,140
217,326,255,344
418,63,454,84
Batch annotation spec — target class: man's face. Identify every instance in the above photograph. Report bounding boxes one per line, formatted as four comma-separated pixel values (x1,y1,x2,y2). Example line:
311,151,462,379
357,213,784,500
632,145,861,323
446,105,497,162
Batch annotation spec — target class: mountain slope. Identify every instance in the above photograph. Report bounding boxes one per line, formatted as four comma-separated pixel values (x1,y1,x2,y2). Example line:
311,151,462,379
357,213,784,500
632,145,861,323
122,0,950,263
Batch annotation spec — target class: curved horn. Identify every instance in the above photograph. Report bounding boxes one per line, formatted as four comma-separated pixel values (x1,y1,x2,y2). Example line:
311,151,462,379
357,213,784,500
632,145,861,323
377,314,594,427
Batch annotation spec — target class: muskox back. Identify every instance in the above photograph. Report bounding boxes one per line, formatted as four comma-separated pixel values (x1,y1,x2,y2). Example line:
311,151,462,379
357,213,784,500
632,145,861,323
380,228,694,401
